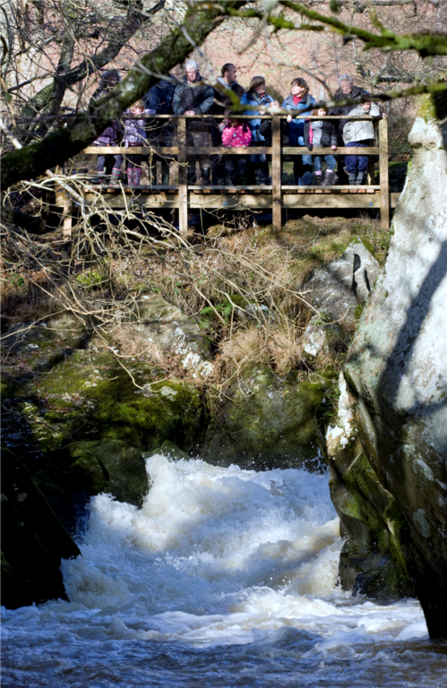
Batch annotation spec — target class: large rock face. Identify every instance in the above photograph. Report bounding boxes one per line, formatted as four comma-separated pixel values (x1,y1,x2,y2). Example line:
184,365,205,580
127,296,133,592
338,117,447,638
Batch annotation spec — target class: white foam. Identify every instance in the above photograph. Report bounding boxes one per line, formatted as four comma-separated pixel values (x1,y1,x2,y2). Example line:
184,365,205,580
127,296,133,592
2,456,430,685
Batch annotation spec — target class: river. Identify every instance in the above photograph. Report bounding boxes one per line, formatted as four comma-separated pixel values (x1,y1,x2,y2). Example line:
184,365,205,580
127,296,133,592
2,455,446,687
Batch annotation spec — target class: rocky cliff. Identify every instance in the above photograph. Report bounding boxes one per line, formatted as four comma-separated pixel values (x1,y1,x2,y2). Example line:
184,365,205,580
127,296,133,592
329,115,447,638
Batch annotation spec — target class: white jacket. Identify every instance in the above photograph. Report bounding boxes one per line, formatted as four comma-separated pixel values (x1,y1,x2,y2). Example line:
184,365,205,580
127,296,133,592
343,104,381,144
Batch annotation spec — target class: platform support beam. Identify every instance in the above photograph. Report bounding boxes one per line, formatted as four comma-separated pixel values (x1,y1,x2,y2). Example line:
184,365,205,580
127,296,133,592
272,116,282,232
177,118,188,237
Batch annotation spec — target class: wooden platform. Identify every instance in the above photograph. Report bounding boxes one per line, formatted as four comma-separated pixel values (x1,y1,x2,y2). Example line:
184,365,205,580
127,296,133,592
60,114,395,237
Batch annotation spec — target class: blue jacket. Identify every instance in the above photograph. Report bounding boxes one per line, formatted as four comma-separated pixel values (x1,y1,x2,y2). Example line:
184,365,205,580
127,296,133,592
240,91,275,143
144,77,176,114
282,93,316,146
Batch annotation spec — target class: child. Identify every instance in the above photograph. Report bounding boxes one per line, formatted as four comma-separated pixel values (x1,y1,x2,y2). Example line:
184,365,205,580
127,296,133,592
342,101,381,185
122,100,153,187
93,70,124,184
221,115,252,185
304,107,338,185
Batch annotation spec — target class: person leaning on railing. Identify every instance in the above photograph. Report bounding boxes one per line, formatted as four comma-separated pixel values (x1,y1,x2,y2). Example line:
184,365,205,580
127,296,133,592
282,78,316,186
172,60,214,185
92,70,124,184
122,100,150,187
303,106,338,186
329,74,370,185
221,113,252,185
342,101,381,185
211,63,245,186
240,76,275,186
144,75,177,186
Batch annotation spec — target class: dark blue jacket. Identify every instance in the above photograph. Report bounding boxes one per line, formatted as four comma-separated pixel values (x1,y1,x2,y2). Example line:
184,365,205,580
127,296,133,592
240,91,275,143
144,77,176,114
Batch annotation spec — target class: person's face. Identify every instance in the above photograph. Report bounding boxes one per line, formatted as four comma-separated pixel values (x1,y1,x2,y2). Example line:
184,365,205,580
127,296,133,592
132,105,144,115
340,79,352,95
317,108,327,117
361,102,371,111
291,83,305,97
254,82,265,94
225,66,237,83
186,68,198,83
105,75,119,89
229,118,240,127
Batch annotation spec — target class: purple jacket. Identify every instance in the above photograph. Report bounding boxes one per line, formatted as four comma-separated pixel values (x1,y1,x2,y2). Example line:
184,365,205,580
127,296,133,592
94,120,122,146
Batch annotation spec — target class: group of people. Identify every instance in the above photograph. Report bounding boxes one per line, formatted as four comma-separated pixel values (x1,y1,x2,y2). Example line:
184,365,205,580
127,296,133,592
93,61,383,188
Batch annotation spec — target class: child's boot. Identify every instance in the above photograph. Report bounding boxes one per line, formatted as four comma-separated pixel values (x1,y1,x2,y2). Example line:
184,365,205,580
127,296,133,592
133,168,142,187
348,172,356,185
356,171,365,185
127,168,134,186
322,169,334,186
110,167,122,185
315,171,322,185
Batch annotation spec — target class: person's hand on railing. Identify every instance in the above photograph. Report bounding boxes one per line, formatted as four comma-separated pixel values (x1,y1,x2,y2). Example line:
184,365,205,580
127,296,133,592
184,110,195,116
332,145,337,150
287,114,292,123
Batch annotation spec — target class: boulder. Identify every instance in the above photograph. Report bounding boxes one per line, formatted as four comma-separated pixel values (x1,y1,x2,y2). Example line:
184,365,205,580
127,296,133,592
339,117,447,638
0,314,206,532
325,374,414,599
305,240,380,326
202,363,326,470
1,449,80,610
130,293,213,377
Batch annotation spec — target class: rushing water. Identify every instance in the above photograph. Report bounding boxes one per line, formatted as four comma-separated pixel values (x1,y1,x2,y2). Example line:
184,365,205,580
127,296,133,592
2,456,446,687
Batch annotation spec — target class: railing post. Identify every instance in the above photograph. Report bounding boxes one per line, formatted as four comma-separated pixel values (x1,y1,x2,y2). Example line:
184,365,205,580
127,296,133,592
379,117,389,230
367,121,377,185
177,116,188,236
272,115,282,231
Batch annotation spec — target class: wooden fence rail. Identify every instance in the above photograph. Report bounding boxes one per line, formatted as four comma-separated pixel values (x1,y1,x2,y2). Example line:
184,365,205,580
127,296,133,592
63,114,393,237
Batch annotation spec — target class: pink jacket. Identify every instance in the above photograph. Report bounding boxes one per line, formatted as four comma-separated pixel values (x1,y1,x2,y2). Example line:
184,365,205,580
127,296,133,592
221,123,252,148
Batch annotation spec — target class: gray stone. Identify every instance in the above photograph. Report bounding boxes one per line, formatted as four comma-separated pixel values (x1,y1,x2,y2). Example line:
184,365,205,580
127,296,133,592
301,317,328,357
131,294,213,377
341,117,447,638
305,240,380,325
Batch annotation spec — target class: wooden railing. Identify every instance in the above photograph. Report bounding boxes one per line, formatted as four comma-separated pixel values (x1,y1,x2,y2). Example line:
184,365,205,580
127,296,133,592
75,114,392,236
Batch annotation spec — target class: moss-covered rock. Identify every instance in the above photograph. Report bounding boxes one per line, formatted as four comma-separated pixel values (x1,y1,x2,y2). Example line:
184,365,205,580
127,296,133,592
202,364,326,470
325,373,414,599
143,440,190,462
68,439,149,507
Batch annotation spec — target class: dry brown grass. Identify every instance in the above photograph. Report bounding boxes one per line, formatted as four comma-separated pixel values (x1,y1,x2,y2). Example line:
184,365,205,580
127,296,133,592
1,210,391,390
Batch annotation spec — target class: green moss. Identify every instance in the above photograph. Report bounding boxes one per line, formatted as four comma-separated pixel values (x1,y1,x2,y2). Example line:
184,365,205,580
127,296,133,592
417,94,437,123
203,364,327,470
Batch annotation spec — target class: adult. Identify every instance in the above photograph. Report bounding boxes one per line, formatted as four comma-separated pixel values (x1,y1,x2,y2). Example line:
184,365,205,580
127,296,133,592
329,74,370,183
282,77,316,186
172,60,214,185
144,75,177,185
211,63,245,185
240,76,275,185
